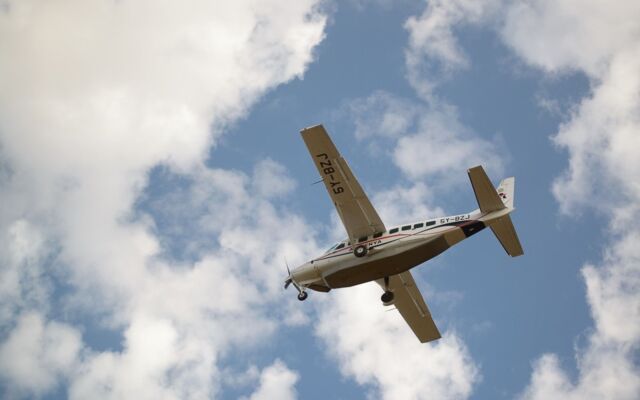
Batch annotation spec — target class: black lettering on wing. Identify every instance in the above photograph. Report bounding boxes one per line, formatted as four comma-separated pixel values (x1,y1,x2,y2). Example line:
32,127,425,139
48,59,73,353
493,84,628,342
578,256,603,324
319,160,332,168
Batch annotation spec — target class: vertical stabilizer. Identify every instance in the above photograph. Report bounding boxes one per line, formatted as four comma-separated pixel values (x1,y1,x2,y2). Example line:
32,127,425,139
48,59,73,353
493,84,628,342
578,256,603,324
497,177,514,209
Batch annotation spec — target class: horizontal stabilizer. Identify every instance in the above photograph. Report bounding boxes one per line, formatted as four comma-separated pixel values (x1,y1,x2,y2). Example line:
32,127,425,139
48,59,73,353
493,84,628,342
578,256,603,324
468,166,505,213
490,215,524,257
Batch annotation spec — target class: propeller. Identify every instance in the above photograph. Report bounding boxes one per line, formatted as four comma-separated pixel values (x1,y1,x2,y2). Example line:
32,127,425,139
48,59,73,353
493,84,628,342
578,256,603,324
284,258,292,289
282,258,308,301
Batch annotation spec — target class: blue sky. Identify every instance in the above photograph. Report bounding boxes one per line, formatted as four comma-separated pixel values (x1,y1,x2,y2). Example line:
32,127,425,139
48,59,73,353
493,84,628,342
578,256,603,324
0,1,638,399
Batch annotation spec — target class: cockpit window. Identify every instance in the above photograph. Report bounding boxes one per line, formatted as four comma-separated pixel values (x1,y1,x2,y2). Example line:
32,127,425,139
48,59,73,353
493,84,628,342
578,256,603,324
326,243,339,253
336,243,345,250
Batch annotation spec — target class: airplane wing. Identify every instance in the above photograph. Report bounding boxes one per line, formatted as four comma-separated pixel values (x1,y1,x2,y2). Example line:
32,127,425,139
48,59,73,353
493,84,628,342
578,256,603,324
301,125,386,241
377,271,441,343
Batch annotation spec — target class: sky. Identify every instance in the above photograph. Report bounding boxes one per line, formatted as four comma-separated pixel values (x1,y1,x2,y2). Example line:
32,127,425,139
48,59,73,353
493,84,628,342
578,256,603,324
0,0,639,399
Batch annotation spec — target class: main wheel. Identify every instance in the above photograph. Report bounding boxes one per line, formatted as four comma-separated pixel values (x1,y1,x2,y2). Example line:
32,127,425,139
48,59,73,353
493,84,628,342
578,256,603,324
353,245,368,258
381,291,394,303
297,292,308,301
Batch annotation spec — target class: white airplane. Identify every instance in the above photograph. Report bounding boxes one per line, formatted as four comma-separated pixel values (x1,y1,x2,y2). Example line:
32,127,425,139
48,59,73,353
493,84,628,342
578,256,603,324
285,125,523,343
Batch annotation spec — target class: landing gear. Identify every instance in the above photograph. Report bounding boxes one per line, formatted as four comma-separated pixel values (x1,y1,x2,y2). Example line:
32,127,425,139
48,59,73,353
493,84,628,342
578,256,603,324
381,291,394,303
354,245,368,257
381,276,394,304
297,292,308,301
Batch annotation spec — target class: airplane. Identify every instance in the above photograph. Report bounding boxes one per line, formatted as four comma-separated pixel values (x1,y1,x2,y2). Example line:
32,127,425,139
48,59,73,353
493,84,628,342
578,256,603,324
285,124,523,343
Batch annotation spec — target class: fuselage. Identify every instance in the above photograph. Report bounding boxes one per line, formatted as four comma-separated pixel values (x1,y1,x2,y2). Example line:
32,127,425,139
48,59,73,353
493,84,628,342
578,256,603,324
291,209,491,292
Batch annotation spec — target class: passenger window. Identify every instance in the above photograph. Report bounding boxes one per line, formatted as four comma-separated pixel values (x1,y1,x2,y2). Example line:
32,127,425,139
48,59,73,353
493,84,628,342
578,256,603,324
373,232,383,238
336,243,345,250
413,222,424,229
426,220,435,226
402,225,411,231
389,228,399,234
358,236,368,243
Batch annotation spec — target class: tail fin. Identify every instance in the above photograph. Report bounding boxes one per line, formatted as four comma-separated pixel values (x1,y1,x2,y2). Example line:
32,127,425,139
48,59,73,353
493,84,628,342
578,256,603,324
496,177,514,209
467,166,524,257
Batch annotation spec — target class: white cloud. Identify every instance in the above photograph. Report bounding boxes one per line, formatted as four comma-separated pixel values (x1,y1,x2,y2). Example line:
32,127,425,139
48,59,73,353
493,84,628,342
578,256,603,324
405,0,499,98
61,162,318,400
252,158,297,199
0,219,51,323
347,91,504,185
0,0,326,397
315,283,479,400
502,0,640,77
373,182,444,226
0,312,82,397
246,360,299,400
519,231,640,400
550,46,640,215
349,90,420,140
499,1,640,398
393,104,503,182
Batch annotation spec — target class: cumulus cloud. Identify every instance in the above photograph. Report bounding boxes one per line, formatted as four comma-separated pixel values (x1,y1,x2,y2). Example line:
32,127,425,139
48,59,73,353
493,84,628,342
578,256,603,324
346,91,503,186
349,91,421,141
502,0,640,77
518,231,640,400
0,219,51,323
245,360,299,400
498,0,640,398
252,158,297,199
346,1,506,185
0,312,82,397
549,47,640,216
373,182,444,226
315,283,479,400
405,0,499,98
0,0,326,398
392,104,503,182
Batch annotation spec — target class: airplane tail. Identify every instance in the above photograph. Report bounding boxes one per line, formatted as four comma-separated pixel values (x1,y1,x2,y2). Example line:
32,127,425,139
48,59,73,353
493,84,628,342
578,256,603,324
496,177,514,209
468,166,524,257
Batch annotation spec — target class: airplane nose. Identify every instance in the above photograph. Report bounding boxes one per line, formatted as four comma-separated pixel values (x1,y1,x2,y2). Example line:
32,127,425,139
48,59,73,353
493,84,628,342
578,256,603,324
291,262,319,283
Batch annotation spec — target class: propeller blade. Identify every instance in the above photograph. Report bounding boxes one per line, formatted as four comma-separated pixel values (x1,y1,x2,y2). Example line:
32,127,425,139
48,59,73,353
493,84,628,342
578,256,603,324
284,257,291,275
284,257,292,290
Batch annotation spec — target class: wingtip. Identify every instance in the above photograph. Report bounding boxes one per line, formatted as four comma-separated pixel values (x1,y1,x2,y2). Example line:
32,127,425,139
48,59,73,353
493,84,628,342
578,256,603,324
300,124,324,134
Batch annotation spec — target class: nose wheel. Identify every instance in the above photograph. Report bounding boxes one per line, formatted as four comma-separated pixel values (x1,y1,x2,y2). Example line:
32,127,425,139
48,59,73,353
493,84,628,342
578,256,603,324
297,292,308,301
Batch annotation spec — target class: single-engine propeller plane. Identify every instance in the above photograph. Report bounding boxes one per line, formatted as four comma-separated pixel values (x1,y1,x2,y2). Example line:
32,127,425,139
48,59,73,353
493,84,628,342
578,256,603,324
285,124,523,343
